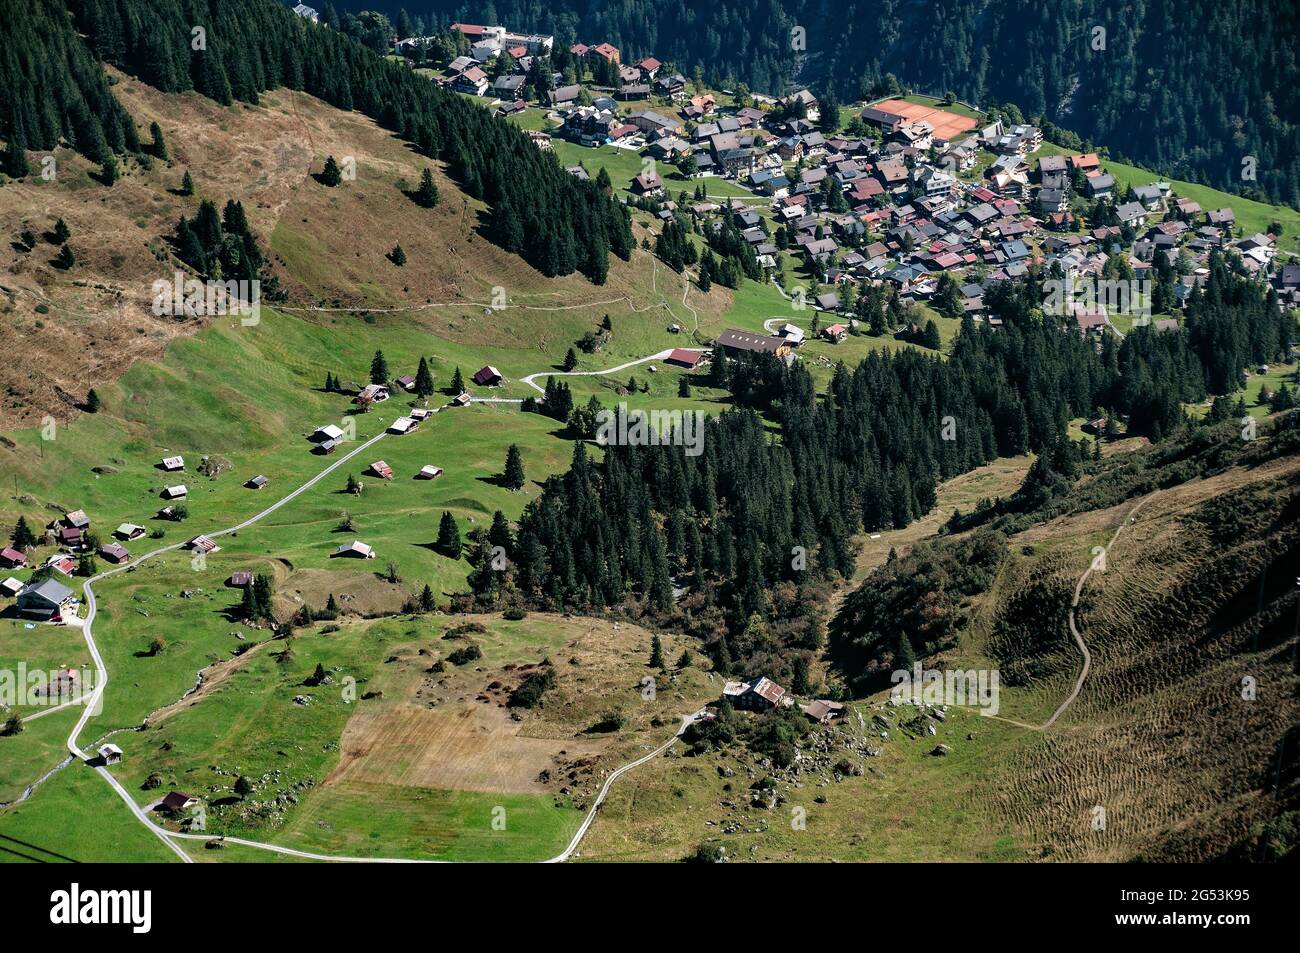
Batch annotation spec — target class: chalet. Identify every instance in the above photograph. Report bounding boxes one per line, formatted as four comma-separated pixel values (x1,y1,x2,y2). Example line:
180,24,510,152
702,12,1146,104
355,383,389,404
655,72,686,96
547,84,581,108
115,523,146,541
722,676,787,711
245,474,269,490
1070,153,1101,172
715,329,792,359
616,84,651,101
1130,183,1163,210
1115,202,1148,226
588,42,620,65
160,455,185,471
665,348,703,369
815,292,842,313
387,417,419,435
98,543,130,565
160,791,200,814
310,424,345,444
627,110,682,137
65,510,90,530
291,4,318,22
45,554,76,575
417,465,444,480
57,526,83,548
395,374,417,391
187,535,219,554
630,170,664,196
860,107,904,135
161,485,188,500
802,699,845,724
0,547,26,569
822,323,848,343
492,75,526,100
450,66,489,96
1,577,22,598
369,461,394,479
562,106,617,146
778,323,806,345
636,57,662,80
98,743,123,765
1085,173,1115,198
409,407,433,421
331,540,375,559
471,365,503,387
17,578,75,621
1207,208,1236,227
227,571,253,588
453,392,472,407
1038,188,1068,213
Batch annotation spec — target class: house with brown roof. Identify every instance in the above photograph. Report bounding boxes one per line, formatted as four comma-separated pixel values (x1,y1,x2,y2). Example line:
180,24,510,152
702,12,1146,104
665,349,703,369
471,365,503,387
715,329,792,359
722,676,788,711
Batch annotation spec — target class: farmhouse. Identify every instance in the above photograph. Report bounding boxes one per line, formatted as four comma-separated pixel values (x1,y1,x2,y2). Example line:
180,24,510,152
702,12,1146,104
160,791,199,814
715,329,792,359
0,547,27,569
472,366,503,387
722,676,788,711
310,424,345,443
332,540,375,559
17,578,75,621
45,554,76,575
665,348,703,369
115,523,146,540
187,535,219,554
822,323,848,342
387,417,419,435
802,699,845,723
355,383,390,403
64,510,90,529
98,543,130,564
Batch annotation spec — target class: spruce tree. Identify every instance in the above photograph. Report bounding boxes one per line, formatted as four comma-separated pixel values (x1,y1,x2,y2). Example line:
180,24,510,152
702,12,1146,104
649,634,665,668
414,356,434,397
3,136,29,178
51,218,70,243
85,389,101,412
390,243,406,266
320,155,342,186
10,516,37,550
180,170,194,195
53,244,75,269
149,121,168,160
370,350,389,385
435,511,461,558
413,167,439,208
562,348,578,372
450,366,464,394
503,444,525,491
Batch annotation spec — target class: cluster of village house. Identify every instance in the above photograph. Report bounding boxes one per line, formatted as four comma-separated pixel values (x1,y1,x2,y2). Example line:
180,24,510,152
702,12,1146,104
0,362,513,622
379,19,1295,354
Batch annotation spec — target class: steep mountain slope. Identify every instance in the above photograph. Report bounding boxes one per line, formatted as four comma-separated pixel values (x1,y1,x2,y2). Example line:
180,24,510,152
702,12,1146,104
831,423,1300,861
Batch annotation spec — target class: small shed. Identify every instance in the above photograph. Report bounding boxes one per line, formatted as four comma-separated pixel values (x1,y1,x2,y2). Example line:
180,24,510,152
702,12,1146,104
98,543,130,564
161,484,188,500
98,743,123,765
161,455,185,471
417,465,444,480
331,540,375,559
245,475,269,490
369,461,394,479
